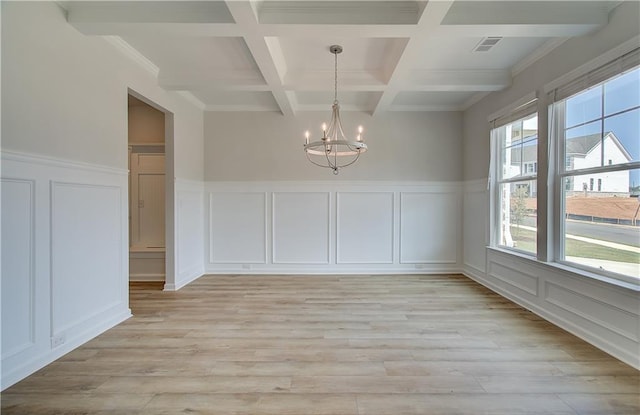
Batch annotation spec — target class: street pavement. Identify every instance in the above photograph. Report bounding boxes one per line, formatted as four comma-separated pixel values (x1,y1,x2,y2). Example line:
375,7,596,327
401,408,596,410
522,217,640,247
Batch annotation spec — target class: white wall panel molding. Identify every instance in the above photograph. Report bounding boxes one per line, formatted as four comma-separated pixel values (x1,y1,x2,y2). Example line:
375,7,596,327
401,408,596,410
399,191,460,264
336,192,394,264
487,258,539,297
209,191,267,265
50,181,124,336
205,180,462,274
463,248,640,369
1,179,36,359
173,179,205,290
544,281,637,343
462,173,640,368
272,192,331,265
1,151,131,390
462,179,488,273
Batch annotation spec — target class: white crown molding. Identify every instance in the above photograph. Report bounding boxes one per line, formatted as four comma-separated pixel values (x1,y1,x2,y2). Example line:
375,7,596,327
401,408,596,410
512,37,570,77
460,91,491,112
204,105,279,112
176,91,206,111
389,104,461,112
487,91,538,123
103,36,159,78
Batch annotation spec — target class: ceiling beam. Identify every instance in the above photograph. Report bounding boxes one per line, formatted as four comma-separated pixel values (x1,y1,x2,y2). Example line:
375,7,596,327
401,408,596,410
434,23,603,38
260,24,416,38
373,0,456,115
257,1,422,25
225,1,294,116
68,22,243,37
67,1,235,24
158,69,268,91
407,70,511,92
441,1,610,26
284,70,387,91
67,1,240,36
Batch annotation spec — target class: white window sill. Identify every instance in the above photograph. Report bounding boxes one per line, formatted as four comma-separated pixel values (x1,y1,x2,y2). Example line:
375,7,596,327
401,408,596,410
487,246,640,292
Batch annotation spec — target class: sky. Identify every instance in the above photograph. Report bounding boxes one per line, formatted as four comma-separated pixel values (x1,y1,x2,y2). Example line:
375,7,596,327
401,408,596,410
565,67,640,186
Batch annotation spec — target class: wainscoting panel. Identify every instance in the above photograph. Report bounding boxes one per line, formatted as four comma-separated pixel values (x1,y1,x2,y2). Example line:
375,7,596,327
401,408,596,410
467,247,640,369
1,151,131,390
205,181,462,273
400,192,458,264
462,178,639,368
463,180,488,275
336,192,393,264
209,192,267,264
1,179,35,358
51,182,123,335
272,192,330,264
545,280,638,343
174,180,205,289
488,258,539,298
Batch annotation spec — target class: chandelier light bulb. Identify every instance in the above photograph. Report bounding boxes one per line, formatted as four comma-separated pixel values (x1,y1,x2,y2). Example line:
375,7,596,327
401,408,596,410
305,130,310,145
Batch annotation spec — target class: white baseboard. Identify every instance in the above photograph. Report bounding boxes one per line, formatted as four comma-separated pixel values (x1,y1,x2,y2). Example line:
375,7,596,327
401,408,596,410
166,267,205,291
462,266,639,370
1,308,131,390
129,273,165,282
204,265,462,276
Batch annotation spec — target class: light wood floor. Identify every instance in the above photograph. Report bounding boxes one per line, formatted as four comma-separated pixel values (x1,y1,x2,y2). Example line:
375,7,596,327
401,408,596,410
2,274,639,414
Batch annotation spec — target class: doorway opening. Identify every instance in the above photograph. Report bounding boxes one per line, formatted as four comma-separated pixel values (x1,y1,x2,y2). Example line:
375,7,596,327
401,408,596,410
127,94,169,284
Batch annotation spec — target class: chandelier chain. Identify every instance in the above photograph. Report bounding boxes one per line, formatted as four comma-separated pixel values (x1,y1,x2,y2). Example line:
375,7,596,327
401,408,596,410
334,50,338,103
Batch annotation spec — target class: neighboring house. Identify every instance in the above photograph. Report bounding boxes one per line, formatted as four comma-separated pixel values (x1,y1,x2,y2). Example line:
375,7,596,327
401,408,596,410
565,132,632,194
510,132,632,197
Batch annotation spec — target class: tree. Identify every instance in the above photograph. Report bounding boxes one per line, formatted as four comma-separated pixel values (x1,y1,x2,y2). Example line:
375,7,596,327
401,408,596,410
511,186,529,238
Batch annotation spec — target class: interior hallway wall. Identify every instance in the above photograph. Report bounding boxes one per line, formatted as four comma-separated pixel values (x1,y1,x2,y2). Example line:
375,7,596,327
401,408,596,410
1,1,205,389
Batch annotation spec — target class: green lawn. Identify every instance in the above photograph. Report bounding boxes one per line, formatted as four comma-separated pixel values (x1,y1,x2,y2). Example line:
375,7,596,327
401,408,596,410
510,226,640,264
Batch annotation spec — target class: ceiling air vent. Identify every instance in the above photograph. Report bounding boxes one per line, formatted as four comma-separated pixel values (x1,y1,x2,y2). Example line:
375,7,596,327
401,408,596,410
474,37,502,52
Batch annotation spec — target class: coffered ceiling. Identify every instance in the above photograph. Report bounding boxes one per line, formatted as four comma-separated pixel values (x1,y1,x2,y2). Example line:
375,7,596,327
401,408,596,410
64,1,620,115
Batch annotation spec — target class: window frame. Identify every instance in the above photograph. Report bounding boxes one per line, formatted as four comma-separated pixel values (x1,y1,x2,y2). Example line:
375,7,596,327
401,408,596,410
550,64,640,286
487,44,640,289
491,110,539,257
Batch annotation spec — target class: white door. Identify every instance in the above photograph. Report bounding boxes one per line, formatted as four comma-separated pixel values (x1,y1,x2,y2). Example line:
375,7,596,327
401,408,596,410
130,153,165,249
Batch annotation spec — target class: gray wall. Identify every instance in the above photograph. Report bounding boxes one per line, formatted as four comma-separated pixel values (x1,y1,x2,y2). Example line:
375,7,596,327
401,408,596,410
1,1,204,180
462,0,640,181
204,111,462,181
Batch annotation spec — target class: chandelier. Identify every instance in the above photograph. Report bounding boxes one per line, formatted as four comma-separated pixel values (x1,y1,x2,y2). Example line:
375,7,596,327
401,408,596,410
303,45,367,175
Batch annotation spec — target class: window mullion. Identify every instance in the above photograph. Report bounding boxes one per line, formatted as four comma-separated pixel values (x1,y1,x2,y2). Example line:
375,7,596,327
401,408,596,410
536,94,549,262
553,101,566,264
560,161,640,178
600,84,605,167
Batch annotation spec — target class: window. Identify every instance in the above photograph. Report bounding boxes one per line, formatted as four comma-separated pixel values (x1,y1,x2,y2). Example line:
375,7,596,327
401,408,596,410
523,162,538,174
492,111,538,255
550,57,639,282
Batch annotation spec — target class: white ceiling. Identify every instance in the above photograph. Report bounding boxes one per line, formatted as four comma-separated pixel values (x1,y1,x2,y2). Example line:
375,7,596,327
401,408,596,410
65,1,620,115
